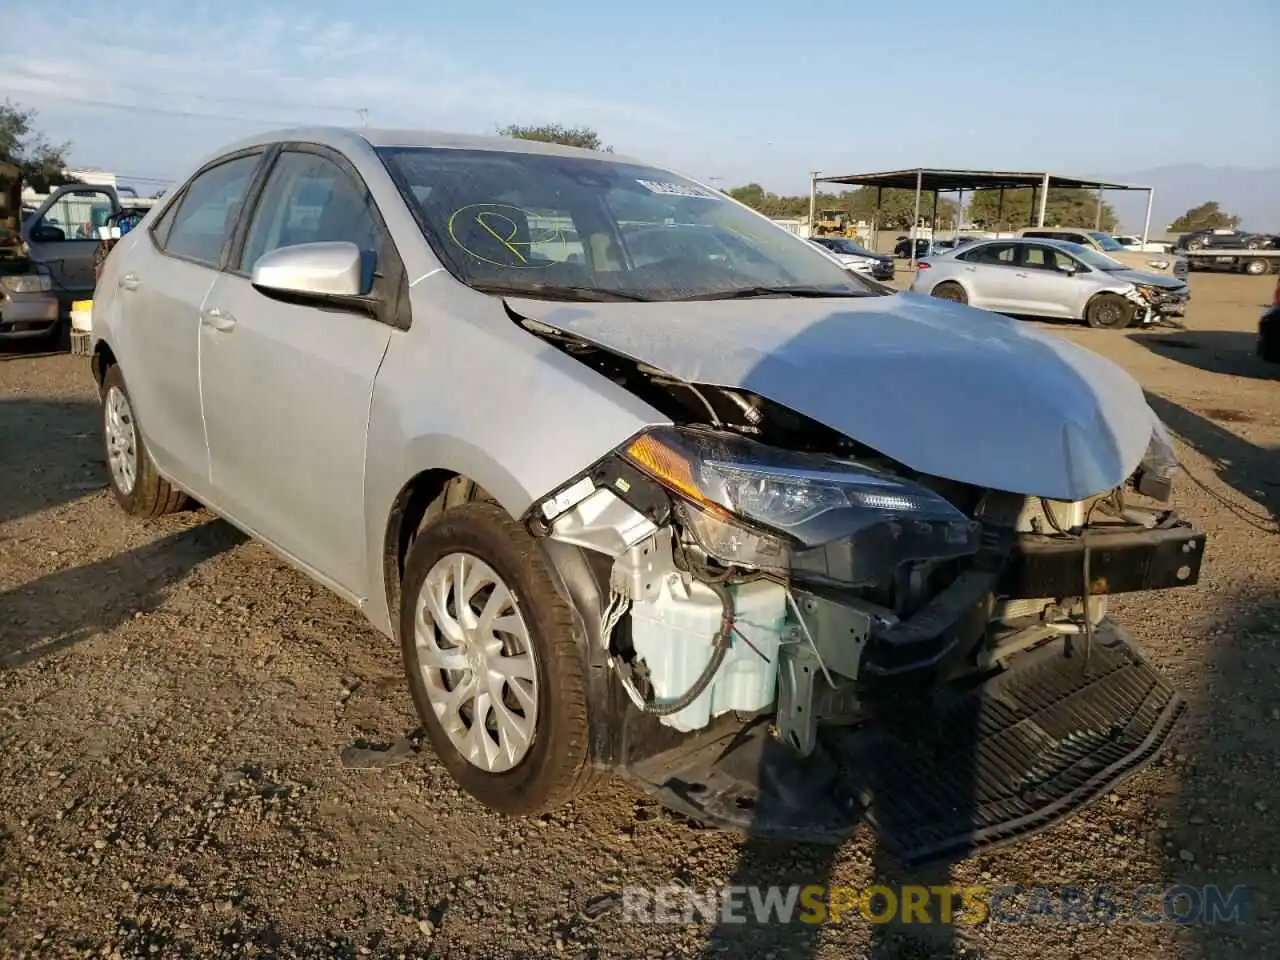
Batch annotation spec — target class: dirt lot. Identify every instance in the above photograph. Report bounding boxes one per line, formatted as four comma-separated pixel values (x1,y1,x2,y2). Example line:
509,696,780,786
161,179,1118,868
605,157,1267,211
2,273,1278,959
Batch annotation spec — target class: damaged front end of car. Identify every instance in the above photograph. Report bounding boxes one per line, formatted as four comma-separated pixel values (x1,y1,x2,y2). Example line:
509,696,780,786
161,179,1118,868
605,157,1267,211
519,317,1202,867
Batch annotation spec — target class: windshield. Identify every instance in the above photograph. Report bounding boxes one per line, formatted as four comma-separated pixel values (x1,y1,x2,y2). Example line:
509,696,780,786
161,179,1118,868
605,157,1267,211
1088,231,1125,251
1066,243,1127,271
378,147,878,301
821,237,874,256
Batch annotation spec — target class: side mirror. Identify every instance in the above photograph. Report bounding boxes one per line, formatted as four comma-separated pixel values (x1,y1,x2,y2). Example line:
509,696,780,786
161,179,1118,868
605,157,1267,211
29,223,66,243
250,241,369,298
1058,261,1078,276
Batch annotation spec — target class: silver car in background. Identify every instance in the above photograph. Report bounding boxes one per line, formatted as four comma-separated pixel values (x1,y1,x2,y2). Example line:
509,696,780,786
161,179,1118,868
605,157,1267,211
910,237,1190,329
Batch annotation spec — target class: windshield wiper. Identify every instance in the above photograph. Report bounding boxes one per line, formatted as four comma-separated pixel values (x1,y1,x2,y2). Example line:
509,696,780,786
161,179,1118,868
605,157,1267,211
673,285,870,301
471,281,653,303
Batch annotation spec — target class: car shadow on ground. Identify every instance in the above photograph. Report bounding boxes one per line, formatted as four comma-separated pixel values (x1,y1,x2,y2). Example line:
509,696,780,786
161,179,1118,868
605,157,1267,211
0,518,245,670
0,397,108,525
1144,392,1280,528
1127,330,1279,381
1160,590,1280,959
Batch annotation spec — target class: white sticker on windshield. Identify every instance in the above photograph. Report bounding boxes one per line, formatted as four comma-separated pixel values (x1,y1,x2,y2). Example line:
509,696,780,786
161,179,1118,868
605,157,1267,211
636,179,719,199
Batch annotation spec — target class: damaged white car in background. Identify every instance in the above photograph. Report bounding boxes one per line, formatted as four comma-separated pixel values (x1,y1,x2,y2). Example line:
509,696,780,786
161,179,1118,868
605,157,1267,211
88,127,1204,866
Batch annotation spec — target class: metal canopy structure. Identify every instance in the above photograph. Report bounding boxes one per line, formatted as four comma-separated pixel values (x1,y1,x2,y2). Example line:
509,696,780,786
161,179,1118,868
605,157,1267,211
808,167,1157,266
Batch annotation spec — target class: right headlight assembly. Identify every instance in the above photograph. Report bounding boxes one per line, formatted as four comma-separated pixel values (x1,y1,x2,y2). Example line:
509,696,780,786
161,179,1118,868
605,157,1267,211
1133,415,1179,501
620,426,981,581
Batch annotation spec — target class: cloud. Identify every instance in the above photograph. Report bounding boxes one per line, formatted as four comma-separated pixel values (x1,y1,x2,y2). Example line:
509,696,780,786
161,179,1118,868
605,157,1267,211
0,0,682,179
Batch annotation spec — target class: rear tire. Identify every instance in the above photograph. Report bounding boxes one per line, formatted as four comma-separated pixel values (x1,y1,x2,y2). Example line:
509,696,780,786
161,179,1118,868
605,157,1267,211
1084,293,1134,330
100,365,188,516
931,281,968,305
400,501,597,816
1243,258,1269,276
1186,237,1205,251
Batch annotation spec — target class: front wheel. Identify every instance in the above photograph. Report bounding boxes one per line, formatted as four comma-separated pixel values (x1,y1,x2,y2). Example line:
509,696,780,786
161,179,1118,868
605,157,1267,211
1186,237,1205,251
100,365,188,516
400,501,596,815
1084,293,1135,330
930,281,968,304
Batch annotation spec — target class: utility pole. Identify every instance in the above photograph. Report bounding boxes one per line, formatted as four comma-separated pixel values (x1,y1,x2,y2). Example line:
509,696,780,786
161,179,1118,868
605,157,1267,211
809,171,821,234
356,107,369,128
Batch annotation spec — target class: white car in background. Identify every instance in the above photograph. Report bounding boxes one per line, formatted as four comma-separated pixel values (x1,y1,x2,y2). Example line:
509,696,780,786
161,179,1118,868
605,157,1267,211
1112,235,1174,254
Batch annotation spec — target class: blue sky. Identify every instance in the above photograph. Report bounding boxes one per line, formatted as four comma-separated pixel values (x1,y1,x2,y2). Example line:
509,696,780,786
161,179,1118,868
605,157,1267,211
3,0,1277,197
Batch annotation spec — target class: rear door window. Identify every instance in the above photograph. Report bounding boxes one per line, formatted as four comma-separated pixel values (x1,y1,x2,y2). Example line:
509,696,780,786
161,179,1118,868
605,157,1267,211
960,243,1017,265
161,154,263,267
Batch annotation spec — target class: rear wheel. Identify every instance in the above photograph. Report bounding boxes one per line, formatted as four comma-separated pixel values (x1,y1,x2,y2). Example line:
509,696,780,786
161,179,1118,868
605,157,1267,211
1245,237,1262,250
400,501,596,815
1084,293,1134,330
931,281,967,305
100,365,188,516
1186,237,1205,251
1243,258,1269,276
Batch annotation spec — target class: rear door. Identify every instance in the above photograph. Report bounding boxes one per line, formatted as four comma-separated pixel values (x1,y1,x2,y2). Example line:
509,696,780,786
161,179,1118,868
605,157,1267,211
198,145,399,596
955,242,1023,311
116,151,267,494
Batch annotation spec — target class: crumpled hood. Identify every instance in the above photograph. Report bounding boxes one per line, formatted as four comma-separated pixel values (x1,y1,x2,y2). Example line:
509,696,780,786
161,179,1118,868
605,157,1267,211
506,291,1158,501
1110,269,1187,290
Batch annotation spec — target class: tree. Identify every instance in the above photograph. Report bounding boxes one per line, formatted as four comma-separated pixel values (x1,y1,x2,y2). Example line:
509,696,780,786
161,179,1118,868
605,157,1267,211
0,100,76,191
1168,201,1241,232
724,183,958,229
497,123,612,152
966,188,1118,232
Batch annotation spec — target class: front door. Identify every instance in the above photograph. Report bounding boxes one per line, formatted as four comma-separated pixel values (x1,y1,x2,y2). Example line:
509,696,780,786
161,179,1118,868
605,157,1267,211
198,146,396,597
1013,244,1087,319
23,185,119,305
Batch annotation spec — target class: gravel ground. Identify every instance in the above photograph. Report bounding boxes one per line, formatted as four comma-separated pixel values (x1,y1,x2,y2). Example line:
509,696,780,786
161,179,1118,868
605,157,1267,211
2,273,1278,959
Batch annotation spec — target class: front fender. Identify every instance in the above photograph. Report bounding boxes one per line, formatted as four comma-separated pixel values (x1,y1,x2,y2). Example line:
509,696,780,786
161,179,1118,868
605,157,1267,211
360,281,667,636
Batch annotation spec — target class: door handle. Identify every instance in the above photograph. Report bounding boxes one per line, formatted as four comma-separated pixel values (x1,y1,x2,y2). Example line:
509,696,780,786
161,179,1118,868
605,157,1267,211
1014,272,1029,278
118,273,140,291
201,307,237,332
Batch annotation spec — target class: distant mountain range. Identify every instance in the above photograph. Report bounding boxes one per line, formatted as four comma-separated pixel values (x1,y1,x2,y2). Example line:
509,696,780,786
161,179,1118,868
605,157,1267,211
1109,164,1280,235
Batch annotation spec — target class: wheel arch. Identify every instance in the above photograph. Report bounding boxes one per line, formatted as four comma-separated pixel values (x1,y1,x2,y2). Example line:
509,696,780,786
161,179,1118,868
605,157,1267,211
91,339,118,389
929,277,970,300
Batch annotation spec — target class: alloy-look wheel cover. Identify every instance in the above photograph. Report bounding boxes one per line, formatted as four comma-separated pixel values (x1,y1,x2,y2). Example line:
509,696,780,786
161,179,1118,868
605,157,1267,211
104,385,138,495
413,552,539,773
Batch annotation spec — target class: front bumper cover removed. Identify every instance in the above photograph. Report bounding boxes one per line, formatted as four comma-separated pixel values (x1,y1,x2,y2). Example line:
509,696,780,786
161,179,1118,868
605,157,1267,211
616,619,1183,867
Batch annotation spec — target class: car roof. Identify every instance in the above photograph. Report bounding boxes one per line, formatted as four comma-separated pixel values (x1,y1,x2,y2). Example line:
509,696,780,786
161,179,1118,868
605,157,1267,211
952,237,1085,252
200,125,648,167
1017,226,1101,235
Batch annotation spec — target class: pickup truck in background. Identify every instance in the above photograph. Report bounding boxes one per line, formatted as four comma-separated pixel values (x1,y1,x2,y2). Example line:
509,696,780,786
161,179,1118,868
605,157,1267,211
1112,235,1175,254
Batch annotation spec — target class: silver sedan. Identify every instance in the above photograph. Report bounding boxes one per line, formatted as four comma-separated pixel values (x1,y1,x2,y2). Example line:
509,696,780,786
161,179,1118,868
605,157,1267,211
909,237,1189,328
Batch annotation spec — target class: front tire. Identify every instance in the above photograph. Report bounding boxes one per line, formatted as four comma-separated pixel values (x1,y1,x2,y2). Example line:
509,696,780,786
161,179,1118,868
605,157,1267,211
1186,237,1205,251
930,281,968,304
400,501,595,815
100,365,188,516
1084,293,1134,330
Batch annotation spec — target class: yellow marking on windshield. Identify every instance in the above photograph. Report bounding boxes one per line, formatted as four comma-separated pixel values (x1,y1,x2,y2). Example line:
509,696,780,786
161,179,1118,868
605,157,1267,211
447,203,544,268
475,211,528,263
